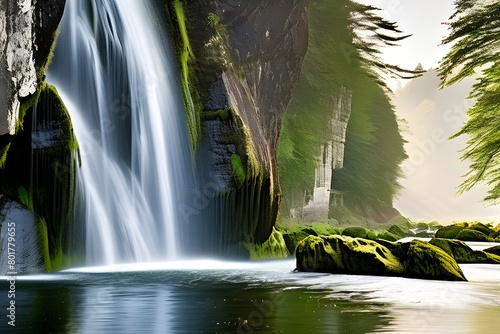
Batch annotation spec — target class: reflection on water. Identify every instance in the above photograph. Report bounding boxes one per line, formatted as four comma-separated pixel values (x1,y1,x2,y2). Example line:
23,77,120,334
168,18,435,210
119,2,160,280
1,259,500,333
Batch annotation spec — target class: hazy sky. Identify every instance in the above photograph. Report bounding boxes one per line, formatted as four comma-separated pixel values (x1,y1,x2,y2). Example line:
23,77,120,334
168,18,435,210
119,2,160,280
359,0,454,71
358,1,500,223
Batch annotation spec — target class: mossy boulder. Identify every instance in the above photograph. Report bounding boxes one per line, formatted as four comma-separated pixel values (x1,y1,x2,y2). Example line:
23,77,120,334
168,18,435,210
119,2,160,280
416,222,430,230
296,235,404,276
455,229,491,242
467,222,494,236
295,235,466,281
375,231,400,242
400,240,466,281
483,245,500,257
387,224,413,238
435,222,496,242
282,228,317,255
245,227,289,260
280,222,340,255
429,238,500,264
341,226,370,239
435,224,464,239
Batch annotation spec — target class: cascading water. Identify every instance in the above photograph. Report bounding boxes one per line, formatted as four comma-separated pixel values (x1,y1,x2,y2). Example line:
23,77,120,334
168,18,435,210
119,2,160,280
48,0,194,265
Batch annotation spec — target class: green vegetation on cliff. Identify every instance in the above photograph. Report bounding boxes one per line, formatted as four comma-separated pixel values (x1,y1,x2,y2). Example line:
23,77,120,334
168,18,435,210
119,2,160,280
1,82,78,271
167,0,200,150
278,0,413,218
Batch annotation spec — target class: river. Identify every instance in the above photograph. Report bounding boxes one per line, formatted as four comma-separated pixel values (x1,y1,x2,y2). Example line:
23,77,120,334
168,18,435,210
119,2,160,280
1,256,500,333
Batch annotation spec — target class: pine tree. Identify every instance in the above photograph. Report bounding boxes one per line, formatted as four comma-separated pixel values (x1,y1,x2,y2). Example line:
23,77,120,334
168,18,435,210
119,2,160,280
438,0,500,203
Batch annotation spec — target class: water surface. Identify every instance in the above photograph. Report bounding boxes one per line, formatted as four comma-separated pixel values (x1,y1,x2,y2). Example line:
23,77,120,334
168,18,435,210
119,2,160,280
2,259,500,333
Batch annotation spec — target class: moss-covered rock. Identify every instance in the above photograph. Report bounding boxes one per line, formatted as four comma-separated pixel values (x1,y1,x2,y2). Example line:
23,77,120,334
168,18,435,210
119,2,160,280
280,222,340,255
435,224,464,239
467,221,494,236
295,235,466,281
376,231,400,242
435,222,498,242
245,227,289,259
0,83,78,272
296,235,404,276
483,245,500,257
429,238,500,264
341,226,370,239
387,224,413,238
401,240,466,281
455,229,491,242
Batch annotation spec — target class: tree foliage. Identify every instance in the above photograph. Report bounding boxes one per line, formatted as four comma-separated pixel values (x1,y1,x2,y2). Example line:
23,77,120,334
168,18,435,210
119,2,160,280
438,0,500,204
278,0,411,214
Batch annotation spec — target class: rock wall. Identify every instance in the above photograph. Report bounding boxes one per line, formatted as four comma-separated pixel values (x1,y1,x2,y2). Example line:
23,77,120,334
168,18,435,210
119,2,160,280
0,198,44,275
174,0,308,255
0,0,65,135
0,1,71,273
302,86,352,221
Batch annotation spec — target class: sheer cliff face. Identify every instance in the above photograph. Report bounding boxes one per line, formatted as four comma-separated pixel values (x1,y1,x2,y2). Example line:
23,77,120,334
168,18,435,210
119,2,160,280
180,0,308,255
221,0,308,169
0,0,65,135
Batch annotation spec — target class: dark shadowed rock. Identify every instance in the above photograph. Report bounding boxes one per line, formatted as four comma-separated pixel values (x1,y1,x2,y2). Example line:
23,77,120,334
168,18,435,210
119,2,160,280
429,238,500,264
178,0,308,255
483,245,500,257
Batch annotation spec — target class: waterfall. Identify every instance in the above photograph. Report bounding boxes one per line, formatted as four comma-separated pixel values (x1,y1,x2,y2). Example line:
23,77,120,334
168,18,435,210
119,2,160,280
48,0,194,265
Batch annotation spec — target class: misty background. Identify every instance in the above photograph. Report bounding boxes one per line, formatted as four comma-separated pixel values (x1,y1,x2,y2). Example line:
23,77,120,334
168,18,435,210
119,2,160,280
357,0,500,222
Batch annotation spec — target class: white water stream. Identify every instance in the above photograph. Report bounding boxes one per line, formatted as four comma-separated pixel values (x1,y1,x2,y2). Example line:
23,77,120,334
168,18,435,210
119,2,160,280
48,0,193,265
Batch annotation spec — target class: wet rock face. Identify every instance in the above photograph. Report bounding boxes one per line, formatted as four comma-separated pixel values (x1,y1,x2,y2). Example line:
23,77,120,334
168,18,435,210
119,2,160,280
0,198,44,275
219,0,308,173
183,0,308,254
0,0,65,135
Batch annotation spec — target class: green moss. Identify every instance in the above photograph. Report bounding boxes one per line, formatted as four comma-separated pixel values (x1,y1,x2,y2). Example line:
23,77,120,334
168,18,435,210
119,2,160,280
484,245,500,257
37,216,65,272
0,140,10,169
455,228,491,242
296,235,404,275
468,221,494,235
388,224,413,238
296,235,467,281
342,226,369,238
429,238,500,264
200,108,232,121
277,220,341,255
17,186,31,209
376,231,400,242
207,12,219,28
38,25,61,80
245,227,290,260
17,84,43,131
230,154,245,188
37,217,52,271
435,224,464,239
167,0,200,151
403,240,467,281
